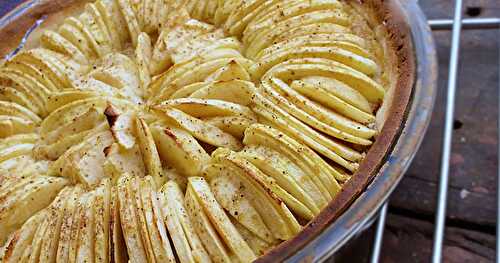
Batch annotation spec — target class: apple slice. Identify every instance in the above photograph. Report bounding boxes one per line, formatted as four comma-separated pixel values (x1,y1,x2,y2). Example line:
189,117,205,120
155,106,242,151
204,163,274,242
117,175,148,263
188,177,256,262
159,180,211,263
135,117,165,186
151,123,210,177
140,177,176,262
93,178,111,263
1,210,47,263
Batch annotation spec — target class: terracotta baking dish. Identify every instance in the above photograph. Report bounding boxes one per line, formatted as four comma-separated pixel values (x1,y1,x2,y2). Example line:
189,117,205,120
0,0,437,261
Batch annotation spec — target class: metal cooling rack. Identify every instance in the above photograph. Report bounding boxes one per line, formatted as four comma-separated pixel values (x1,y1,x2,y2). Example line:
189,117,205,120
369,1,500,262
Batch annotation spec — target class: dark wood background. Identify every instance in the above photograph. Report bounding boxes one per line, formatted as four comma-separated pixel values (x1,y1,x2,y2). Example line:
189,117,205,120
1,0,498,262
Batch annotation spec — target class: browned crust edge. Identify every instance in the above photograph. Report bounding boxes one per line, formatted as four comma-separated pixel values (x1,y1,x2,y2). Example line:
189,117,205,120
256,0,416,261
0,0,416,261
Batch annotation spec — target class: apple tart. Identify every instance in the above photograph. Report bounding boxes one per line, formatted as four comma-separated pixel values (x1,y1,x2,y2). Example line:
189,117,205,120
0,0,412,262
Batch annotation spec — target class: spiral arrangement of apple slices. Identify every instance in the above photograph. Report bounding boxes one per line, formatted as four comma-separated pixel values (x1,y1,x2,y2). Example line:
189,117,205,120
0,0,392,262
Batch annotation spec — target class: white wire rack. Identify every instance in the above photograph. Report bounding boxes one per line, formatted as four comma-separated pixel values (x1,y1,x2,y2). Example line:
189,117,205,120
369,1,500,262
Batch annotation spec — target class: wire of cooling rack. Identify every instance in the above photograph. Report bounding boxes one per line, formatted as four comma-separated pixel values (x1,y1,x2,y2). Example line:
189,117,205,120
368,3,500,262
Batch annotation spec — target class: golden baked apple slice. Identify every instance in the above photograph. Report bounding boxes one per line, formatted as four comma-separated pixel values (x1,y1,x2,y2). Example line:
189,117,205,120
203,163,274,243
117,175,148,263
212,148,301,240
204,59,251,82
0,176,68,245
75,193,97,262
0,86,43,118
243,0,343,41
251,92,361,171
239,145,322,216
128,176,156,262
159,98,256,120
201,116,254,139
135,117,165,185
0,210,47,263
40,30,89,65
187,177,257,262
84,3,114,53
93,178,111,263
260,78,373,145
55,186,83,262
58,20,97,61
155,106,242,151
279,79,376,139
116,0,141,47
26,212,50,262
213,148,313,221
243,124,345,195
298,76,373,113
189,80,255,106
0,116,37,139
38,186,77,262
244,9,350,58
140,176,177,262
95,0,126,49
159,180,211,263
151,122,209,177
290,78,376,124
184,183,231,262
264,58,385,103
50,130,114,187
109,185,128,262
135,32,153,92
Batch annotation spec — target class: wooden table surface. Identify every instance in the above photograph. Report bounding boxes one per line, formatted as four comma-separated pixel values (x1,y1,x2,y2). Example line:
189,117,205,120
1,0,499,262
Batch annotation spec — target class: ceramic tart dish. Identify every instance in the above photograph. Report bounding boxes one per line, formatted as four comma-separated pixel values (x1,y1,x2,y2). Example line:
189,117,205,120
0,0,437,262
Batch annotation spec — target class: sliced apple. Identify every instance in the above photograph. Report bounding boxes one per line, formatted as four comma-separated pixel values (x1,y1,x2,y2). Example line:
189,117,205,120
95,0,127,49
129,176,156,262
252,92,361,170
155,57,253,101
188,177,257,262
117,175,148,263
155,106,242,151
56,186,83,262
204,59,251,82
239,145,322,216
205,163,274,242
244,9,350,58
158,98,256,120
0,210,47,263
184,185,232,263
189,80,255,106
159,180,212,263
38,186,75,262
58,20,97,60
261,78,373,145
151,123,209,177
201,116,254,139
109,185,128,262
244,124,349,194
75,192,96,262
263,58,385,103
93,178,111,263
140,177,176,262
290,78,376,124
116,0,141,47
282,78,376,137
135,117,165,185
26,213,50,262
212,148,301,240
0,176,68,245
